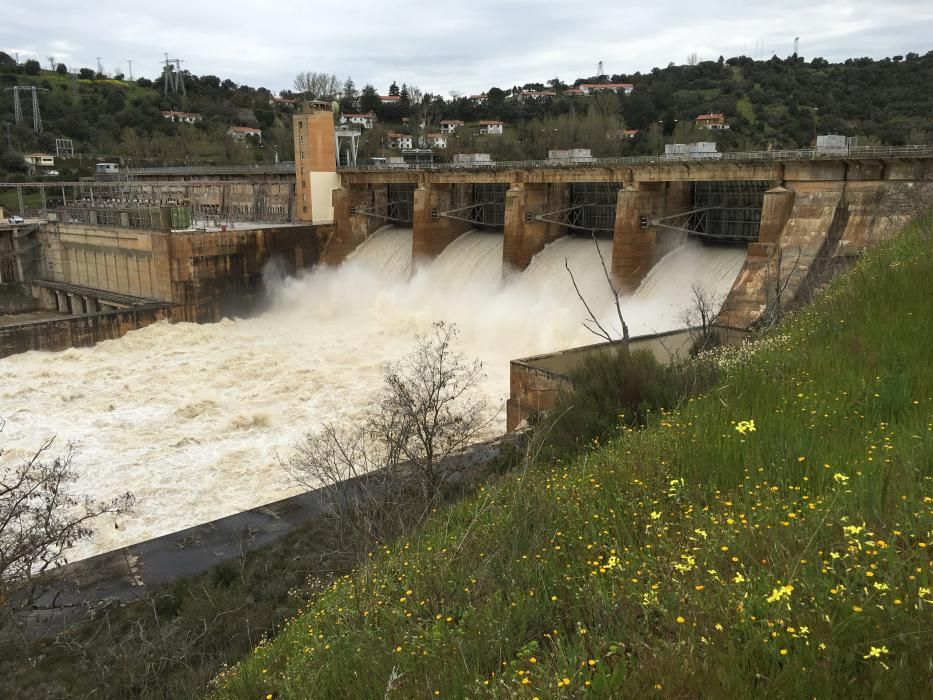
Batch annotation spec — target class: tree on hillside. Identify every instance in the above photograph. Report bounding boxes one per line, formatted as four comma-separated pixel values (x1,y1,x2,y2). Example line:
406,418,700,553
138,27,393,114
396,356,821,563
23,59,40,75
388,81,400,96
359,84,380,114
340,76,358,112
1,419,135,634
293,71,341,101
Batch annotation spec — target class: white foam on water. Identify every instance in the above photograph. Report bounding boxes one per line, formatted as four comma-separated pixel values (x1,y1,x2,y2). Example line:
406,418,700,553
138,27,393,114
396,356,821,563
0,228,745,560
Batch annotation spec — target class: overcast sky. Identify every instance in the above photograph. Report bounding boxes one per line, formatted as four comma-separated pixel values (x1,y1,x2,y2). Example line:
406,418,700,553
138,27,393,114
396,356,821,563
3,1,931,96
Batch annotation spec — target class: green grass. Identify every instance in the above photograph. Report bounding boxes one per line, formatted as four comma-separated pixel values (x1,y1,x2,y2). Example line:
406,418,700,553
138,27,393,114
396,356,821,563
18,68,159,101
0,190,41,212
736,95,756,123
213,218,933,698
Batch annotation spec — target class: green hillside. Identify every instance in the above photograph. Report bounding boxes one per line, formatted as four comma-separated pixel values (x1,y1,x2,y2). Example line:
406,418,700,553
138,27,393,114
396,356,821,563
2,50,933,176
213,218,933,698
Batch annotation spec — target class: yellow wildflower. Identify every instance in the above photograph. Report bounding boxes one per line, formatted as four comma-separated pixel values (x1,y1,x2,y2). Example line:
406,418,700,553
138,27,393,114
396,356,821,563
766,584,794,603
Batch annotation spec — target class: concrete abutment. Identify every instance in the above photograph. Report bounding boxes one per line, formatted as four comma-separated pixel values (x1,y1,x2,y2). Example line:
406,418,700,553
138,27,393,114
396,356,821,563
502,183,569,272
412,183,473,262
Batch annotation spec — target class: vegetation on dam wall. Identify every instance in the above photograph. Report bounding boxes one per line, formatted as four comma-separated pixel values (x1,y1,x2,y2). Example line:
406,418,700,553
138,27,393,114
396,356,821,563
212,215,932,697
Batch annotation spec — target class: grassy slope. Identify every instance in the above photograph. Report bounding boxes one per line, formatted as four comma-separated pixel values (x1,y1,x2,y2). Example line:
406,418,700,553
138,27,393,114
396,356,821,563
214,220,932,698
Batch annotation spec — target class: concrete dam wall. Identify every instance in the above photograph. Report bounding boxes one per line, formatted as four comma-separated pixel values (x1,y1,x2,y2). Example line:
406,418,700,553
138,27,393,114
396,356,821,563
334,156,933,330
39,221,322,320
0,221,327,357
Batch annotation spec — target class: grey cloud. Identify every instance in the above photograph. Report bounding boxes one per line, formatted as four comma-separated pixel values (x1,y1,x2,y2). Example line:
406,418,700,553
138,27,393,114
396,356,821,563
1,0,930,95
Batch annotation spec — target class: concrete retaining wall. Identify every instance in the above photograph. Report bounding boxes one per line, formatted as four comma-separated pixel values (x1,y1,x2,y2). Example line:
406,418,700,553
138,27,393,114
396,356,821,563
35,222,323,323
720,178,933,327
168,225,321,322
0,305,173,358
507,329,701,431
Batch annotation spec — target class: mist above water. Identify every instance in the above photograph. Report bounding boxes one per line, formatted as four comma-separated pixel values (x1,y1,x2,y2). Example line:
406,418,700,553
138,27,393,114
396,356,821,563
0,226,744,560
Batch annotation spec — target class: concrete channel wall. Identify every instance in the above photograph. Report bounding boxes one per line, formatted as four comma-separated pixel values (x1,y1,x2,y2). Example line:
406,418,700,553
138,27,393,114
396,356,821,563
39,222,323,321
506,327,749,431
0,304,173,358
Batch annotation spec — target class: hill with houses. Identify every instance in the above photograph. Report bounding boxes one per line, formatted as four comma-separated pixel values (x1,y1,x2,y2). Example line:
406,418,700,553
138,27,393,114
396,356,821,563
1,49,932,178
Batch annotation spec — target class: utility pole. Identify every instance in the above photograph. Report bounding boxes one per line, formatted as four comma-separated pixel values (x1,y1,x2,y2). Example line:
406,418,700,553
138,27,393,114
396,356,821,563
127,59,134,80
96,57,104,76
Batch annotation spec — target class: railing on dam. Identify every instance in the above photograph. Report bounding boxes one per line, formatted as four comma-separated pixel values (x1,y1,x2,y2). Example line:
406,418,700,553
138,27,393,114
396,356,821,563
340,144,933,172
51,206,192,230
125,162,296,177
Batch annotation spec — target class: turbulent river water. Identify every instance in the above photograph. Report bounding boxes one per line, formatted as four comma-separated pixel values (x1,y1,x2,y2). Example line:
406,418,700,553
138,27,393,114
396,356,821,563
0,227,744,560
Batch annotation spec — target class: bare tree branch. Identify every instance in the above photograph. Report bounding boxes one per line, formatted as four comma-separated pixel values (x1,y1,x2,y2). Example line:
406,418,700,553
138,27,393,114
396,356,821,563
1,422,135,635
564,232,630,344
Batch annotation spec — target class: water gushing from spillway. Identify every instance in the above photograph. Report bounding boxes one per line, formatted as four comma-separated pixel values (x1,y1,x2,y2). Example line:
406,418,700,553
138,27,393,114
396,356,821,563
0,228,745,560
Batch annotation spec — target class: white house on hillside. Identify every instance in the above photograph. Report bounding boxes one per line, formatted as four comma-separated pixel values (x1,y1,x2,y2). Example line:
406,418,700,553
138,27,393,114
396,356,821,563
386,131,413,149
425,133,447,148
478,120,504,135
341,112,376,129
161,110,203,123
695,113,730,130
440,119,464,134
228,126,263,142
24,153,55,166
578,83,634,95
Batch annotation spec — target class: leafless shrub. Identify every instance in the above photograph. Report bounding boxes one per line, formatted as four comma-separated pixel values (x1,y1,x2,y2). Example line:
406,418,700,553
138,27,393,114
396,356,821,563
282,322,495,556
0,419,135,636
679,283,724,354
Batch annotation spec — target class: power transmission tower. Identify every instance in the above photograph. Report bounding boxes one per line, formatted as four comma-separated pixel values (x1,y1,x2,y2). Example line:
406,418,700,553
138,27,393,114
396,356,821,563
11,89,22,124
31,88,42,132
96,57,104,76
6,86,48,133
162,54,186,96
174,58,186,96
127,59,133,80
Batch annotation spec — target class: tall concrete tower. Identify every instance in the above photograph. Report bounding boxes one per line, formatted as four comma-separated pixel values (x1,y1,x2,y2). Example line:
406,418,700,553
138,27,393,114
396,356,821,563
293,101,338,224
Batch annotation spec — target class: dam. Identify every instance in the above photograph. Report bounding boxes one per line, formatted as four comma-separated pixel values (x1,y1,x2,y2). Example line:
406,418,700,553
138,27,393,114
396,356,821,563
2,102,933,561
0,224,742,560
